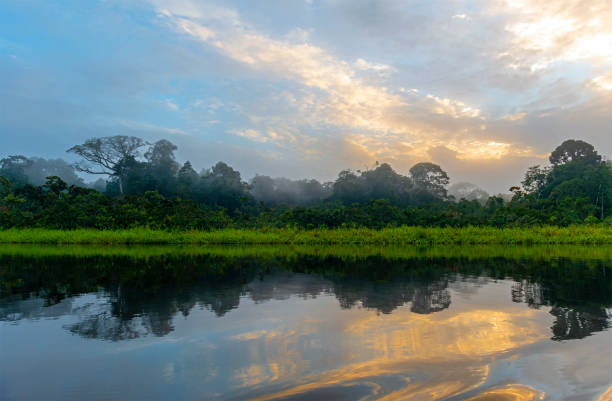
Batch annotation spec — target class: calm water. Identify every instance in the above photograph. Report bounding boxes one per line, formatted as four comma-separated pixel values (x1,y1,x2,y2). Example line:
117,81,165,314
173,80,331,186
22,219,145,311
1,246,611,401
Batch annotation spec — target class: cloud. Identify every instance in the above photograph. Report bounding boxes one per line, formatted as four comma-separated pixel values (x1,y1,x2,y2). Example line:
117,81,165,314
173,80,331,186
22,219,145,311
229,129,270,143
155,1,536,175
425,95,481,119
592,73,612,91
164,99,179,111
3,0,610,193
501,112,527,121
487,0,612,71
354,58,395,73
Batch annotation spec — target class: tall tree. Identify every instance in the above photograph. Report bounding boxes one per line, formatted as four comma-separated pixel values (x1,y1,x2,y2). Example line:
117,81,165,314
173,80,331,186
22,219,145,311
0,156,32,187
521,166,550,195
549,139,601,166
110,155,150,195
144,139,179,197
514,140,611,222
67,136,147,194
409,162,449,199
145,139,179,169
177,161,199,196
250,175,276,203
361,163,413,203
201,162,250,211
332,170,365,204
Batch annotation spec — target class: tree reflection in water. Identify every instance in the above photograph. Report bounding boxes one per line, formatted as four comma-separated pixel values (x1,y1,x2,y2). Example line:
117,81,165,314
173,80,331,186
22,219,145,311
0,251,610,341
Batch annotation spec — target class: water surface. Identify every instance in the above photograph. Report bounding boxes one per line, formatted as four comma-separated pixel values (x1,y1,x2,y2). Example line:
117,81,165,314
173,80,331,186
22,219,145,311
1,246,611,400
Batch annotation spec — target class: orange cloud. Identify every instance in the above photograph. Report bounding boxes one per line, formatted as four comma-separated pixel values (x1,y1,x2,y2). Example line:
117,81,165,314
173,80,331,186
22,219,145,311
157,5,540,167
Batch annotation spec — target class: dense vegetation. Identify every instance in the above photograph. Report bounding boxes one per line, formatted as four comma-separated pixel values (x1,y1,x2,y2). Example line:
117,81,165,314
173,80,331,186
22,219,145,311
1,226,611,245
2,243,611,260
0,137,610,230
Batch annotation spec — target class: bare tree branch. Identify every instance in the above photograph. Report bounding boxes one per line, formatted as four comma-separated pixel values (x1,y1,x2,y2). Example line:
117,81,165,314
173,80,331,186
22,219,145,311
67,136,147,194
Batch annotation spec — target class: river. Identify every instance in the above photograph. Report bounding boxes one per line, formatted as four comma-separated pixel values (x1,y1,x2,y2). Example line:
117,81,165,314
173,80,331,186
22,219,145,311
1,245,611,400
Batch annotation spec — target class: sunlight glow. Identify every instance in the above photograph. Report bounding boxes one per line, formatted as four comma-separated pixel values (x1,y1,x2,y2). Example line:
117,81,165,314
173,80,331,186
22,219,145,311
450,141,514,160
241,307,548,401
592,74,612,91
499,0,612,69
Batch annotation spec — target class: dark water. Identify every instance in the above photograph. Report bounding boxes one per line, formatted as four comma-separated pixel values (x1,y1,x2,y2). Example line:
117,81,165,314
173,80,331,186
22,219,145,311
1,246,611,401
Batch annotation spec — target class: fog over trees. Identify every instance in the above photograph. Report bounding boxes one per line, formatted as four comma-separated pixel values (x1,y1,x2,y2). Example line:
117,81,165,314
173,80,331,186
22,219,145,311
3,136,461,207
0,137,610,228
448,182,489,204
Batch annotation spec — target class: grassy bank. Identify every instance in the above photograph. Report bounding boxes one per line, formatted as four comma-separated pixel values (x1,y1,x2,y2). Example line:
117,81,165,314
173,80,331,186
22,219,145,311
1,243,612,261
0,226,611,245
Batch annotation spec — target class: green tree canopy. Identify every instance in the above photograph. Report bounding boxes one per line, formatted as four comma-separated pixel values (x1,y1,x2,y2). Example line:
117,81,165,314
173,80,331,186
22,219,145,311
549,139,601,166
67,136,148,194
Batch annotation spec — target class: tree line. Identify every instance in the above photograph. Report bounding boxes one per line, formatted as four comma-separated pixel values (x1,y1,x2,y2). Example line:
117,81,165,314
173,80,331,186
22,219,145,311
0,137,610,229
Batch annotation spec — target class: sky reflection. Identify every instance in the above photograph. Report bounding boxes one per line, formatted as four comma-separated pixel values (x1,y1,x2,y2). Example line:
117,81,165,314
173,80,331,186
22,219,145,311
1,253,611,400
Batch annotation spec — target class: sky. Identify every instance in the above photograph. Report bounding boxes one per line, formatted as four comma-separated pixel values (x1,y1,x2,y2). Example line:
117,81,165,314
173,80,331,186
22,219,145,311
1,0,611,193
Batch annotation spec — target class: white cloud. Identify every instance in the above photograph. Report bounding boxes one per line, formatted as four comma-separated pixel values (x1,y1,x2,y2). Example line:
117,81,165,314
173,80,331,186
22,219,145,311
354,58,395,73
228,129,269,143
592,74,612,91
488,0,612,71
425,94,481,119
165,99,179,111
144,0,610,192
155,3,533,166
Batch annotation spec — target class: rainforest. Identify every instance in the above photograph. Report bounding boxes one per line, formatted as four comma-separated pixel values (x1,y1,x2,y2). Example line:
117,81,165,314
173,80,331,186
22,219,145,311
0,137,610,240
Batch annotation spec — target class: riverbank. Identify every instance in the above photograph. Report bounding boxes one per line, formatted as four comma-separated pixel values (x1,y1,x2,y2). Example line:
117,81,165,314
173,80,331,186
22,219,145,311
1,243,611,262
0,226,611,245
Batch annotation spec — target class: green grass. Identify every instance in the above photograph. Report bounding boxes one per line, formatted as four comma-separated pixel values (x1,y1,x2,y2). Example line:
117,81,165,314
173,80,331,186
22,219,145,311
0,225,611,245
1,243,611,262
